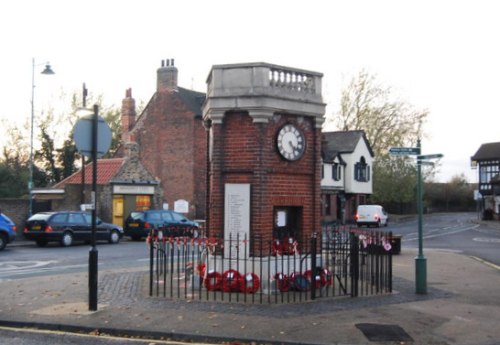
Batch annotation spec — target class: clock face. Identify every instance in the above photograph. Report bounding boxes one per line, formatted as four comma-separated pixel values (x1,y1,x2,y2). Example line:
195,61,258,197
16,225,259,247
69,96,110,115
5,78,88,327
276,124,305,161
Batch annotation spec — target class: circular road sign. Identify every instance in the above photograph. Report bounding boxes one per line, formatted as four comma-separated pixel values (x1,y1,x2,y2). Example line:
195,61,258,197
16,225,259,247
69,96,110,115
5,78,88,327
73,114,112,158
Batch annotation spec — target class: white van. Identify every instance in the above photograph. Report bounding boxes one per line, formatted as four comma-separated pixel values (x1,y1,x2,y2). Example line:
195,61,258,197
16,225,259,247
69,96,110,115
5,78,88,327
355,205,389,227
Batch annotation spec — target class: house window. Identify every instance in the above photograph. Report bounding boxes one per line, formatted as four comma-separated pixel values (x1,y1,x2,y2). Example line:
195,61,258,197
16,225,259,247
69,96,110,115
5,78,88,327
321,164,324,179
332,163,341,181
478,160,500,193
479,161,499,184
135,195,152,211
355,156,370,182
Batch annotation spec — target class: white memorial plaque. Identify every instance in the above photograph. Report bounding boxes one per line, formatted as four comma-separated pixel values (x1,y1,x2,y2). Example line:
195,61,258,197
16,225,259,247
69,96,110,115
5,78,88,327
224,183,250,258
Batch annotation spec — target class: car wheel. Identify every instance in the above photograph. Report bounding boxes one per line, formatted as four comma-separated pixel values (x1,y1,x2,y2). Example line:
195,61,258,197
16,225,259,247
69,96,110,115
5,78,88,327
0,234,6,251
109,230,120,244
60,232,73,247
36,239,48,247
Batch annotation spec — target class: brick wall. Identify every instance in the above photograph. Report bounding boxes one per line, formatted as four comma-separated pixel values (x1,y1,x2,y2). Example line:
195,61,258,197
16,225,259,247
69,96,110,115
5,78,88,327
207,112,321,242
134,91,206,219
0,198,28,236
193,116,207,219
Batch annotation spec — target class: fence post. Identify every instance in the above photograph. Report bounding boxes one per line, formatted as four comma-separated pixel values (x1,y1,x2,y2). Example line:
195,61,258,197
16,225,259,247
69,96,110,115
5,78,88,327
310,233,317,300
149,228,154,297
350,232,359,297
388,231,393,293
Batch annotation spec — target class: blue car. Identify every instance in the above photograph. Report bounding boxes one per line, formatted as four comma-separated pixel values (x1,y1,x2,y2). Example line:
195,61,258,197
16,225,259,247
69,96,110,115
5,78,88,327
0,211,17,251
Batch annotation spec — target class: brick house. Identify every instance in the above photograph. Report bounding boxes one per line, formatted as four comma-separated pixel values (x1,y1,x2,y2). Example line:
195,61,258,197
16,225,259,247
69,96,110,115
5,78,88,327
115,59,206,221
321,130,374,224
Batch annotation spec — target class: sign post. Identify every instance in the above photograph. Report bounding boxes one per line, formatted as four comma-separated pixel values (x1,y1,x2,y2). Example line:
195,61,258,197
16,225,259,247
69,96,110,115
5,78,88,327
415,139,426,294
389,142,443,294
415,149,442,294
73,103,112,311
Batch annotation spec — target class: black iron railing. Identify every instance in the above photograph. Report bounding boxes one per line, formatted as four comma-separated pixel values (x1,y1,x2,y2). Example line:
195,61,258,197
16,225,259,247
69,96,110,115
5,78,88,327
149,225,394,303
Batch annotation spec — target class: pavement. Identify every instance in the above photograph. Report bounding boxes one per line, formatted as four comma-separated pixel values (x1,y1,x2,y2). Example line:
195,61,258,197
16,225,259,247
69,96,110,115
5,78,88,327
1,222,500,345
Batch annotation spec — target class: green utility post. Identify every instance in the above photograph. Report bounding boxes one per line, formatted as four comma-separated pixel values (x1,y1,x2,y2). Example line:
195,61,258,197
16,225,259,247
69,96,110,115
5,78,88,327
389,141,441,295
415,139,427,294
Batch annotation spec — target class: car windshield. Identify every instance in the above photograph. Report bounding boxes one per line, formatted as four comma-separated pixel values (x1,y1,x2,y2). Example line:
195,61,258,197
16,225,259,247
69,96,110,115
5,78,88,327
128,212,145,221
28,213,53,221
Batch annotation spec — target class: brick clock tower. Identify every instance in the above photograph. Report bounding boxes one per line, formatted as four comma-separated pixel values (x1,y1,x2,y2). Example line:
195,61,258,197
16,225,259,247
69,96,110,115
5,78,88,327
203,63,325,253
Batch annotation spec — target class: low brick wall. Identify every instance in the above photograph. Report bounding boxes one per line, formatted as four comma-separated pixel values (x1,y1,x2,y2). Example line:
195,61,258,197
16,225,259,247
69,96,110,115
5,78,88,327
0,198,29,236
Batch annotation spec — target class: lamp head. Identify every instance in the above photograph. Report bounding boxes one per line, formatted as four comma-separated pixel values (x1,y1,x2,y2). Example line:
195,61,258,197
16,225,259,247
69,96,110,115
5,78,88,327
41,64,55,75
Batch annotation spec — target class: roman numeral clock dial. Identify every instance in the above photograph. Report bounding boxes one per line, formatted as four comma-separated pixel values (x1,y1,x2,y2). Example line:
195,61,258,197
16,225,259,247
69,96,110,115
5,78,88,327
276,124,305,161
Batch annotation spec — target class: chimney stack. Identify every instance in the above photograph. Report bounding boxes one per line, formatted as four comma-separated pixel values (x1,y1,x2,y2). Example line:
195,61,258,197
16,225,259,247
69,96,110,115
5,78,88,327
121,88,136,144
157,58,178,91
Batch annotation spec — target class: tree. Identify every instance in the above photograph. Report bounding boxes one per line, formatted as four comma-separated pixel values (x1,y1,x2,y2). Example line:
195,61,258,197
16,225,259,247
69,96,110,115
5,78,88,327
327,70,429,209
36,119,61,184
332,70,428,156
57,137,77,180
424,174,475,212
34,92,122,185
0,123,30,197
0,90,122,197
371,157,417,213
0,162,26,197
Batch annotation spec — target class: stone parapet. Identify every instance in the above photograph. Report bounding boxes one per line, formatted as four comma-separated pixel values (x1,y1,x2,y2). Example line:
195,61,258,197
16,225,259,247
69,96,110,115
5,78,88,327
203,62,325,127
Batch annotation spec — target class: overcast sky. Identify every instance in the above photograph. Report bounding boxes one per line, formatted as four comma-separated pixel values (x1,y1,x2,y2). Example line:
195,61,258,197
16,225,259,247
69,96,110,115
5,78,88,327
1,0,498,183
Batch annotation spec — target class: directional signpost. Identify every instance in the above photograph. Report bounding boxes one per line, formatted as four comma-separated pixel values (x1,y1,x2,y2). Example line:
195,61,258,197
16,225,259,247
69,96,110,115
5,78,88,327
418,154,443,160
390,141,443,294
388,147,421,155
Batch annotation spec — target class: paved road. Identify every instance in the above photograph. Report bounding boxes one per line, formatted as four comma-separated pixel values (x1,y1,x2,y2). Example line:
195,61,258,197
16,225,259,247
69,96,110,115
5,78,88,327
1,214,500,345
0,326,211,345
2,212,499,282
393,212,500,265
0,240,149,281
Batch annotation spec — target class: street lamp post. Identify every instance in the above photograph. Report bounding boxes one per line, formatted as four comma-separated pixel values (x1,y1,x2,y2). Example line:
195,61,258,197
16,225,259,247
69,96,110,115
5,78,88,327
29,58,55,217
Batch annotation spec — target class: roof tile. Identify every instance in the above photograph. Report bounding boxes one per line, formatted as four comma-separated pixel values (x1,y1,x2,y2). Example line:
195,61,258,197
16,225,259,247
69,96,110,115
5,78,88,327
55,158,124,188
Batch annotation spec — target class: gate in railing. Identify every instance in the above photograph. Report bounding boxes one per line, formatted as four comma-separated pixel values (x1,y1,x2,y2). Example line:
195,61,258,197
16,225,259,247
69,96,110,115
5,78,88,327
149,225,393,304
